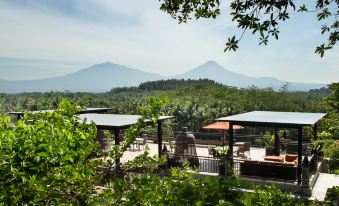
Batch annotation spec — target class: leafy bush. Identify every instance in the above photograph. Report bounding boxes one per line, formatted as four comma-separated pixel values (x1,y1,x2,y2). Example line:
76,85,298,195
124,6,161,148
0,99,102,205
99,167,246,206
324,186,339,205
316,82,339,174
242,185,299,206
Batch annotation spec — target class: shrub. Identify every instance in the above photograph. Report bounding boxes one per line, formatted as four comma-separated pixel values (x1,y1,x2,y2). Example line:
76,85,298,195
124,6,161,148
0,99,102,205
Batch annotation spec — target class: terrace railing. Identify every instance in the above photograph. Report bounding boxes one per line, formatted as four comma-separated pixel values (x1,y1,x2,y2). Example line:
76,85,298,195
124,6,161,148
233,158,243,176
167,154,222,174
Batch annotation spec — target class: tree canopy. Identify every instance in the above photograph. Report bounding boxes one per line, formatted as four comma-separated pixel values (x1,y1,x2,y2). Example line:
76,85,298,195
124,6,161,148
159,0,338,57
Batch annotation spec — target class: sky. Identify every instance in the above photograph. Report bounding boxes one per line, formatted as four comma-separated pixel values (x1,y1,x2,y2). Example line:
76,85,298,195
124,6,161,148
0,0,338,84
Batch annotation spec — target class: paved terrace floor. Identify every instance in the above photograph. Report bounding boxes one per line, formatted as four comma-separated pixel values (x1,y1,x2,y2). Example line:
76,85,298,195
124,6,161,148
121,142,265,163
311,173,339,201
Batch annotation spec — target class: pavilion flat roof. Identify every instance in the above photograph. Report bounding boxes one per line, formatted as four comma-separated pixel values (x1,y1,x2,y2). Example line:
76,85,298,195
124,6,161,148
8,107,112,116
79,113,174,130
216,111,326,127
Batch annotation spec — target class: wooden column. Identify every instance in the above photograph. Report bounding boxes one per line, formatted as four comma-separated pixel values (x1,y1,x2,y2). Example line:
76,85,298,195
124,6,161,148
157,120,162,158
114,128,120,169
297,127,303,185
228,122,234,162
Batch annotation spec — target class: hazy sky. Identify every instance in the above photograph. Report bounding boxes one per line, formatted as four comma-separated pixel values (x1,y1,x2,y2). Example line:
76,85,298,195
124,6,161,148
0,0,338,84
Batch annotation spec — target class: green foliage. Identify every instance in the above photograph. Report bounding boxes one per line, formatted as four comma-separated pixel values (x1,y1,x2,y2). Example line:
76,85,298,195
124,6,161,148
138,78,223,91
314,138,339,174
326,82,339,113
159,0,338,57
316,82,339,174
242,185,297,206
0,89,333,205
100,167,248,206
0,99,102,205
0,79,328,133
94,169,317,205
263,134,275,147
122,146,167,173
324,186,339,205
159,0,221,23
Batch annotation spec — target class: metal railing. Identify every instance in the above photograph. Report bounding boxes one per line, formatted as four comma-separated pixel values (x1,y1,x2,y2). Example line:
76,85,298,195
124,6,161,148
167,154,222,174
233,158,243,176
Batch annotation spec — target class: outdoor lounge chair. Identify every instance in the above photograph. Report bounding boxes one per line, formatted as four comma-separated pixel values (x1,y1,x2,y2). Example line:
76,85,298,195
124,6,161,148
237,142,250,157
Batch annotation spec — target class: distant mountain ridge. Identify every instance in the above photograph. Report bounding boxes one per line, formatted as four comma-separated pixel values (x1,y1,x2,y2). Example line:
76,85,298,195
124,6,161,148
173,61,324,91
0,62,162,93
0,61,325,93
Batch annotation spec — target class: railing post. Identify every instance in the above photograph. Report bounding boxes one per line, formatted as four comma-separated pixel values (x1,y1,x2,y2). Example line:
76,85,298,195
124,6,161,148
297,127,303,185
228,122,234,169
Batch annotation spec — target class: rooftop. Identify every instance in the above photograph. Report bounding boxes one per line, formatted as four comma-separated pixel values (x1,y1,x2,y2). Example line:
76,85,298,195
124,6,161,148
216,111,327,127
79,113,174,129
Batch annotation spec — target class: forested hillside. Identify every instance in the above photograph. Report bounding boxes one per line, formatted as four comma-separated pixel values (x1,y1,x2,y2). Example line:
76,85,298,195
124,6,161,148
0,79,330,131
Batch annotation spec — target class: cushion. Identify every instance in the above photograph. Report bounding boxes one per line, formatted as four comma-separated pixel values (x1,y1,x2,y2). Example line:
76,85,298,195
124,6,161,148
284,161,297,165
264,156,284,162
285,154,298,162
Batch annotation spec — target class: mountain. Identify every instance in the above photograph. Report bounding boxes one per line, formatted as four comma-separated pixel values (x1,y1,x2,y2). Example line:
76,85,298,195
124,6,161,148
0,62,163,93
172,61,325,91
0,60,325,93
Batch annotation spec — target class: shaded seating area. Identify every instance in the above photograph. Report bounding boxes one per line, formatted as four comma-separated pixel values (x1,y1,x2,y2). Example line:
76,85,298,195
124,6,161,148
217,111,326,185
241,154,299,181
79,113,174,168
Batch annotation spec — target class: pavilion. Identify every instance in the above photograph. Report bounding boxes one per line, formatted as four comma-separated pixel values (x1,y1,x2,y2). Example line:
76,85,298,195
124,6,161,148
79,113,174,166
216,111,326,185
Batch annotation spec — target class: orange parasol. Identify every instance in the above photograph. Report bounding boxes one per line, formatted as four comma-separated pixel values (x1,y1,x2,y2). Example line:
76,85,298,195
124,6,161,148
202,122,243,130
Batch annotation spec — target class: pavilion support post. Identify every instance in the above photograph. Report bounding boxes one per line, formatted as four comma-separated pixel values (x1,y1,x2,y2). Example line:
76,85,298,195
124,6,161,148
297,127,303,185
222,130,226,154
114,129,120,169
225,122,234,176
225,122,234,177
228,123,234,161
157,120,162,158
274,128,280,156
313,123,318,141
